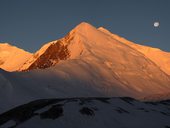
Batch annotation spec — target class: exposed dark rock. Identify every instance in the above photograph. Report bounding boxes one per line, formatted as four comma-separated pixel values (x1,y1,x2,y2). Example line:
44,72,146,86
159,100,170,105
79,99,92,105
27,40,70,70
0,99,63,126
120,97,135,105
79,107,95,116
160,112,170,116
40,105,63,120
95,98,110,104
65,99,78,104
144,102,158,105
0,97,170,127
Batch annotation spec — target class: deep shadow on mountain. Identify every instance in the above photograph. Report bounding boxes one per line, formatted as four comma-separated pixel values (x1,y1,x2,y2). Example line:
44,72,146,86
0,97,170,128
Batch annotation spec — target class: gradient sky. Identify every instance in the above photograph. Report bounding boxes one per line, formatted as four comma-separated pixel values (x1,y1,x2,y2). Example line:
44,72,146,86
0,0,170,52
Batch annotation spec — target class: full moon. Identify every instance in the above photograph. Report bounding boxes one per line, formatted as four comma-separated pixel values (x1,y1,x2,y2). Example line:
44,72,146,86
154,22,159,27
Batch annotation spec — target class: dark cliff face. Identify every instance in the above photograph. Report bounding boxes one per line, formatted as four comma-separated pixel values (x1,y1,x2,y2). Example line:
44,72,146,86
27,40,70,70
21,32,76,71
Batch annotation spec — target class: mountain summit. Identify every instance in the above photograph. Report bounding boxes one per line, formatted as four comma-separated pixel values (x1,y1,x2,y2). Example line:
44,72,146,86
0,22,170,111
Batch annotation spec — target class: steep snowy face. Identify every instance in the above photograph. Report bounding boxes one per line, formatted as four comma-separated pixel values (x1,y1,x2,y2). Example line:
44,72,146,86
98,27,170,75
0,43,32,72
20,24,87,70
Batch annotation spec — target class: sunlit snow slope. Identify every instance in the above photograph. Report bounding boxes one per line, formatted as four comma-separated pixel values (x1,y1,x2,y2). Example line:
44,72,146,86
19,22,170,98
0,43,32,72
98,27,170,75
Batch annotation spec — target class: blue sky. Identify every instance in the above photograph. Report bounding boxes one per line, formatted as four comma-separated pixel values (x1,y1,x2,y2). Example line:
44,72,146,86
0,0,170,52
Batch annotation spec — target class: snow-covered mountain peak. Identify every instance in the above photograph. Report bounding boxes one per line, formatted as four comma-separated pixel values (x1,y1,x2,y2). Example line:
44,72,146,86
17,23,170,99
69,22,107,41
71,22,96,33
1,22,170,111
19,22,170,77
